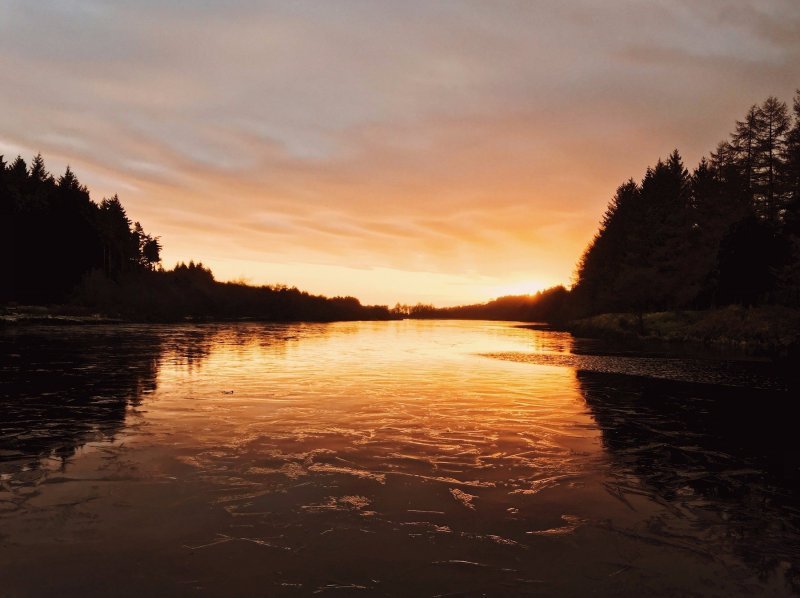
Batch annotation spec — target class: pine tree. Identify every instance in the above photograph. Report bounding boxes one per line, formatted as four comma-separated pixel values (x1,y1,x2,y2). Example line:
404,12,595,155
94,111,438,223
754,97,790,223
730,105,762,193
8,156,27,182
785,90,800,223
28,153,50,183
573,180,641,313
57,166,81,192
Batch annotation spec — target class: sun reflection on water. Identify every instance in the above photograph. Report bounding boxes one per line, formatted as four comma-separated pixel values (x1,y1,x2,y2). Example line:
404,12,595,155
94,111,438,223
0,321,797,595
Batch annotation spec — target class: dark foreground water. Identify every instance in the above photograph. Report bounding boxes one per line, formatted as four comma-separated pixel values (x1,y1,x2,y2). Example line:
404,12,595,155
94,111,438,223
0,321,798,596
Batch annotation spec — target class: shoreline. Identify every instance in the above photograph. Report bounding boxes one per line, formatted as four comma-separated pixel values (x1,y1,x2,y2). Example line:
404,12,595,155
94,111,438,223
5,305,800,356
0,304,400,326
558,306,800,360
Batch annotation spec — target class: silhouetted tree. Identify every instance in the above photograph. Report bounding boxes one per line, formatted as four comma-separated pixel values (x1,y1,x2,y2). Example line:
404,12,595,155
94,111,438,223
7,156,28,199
57,166,83,193
133,222,161,270
573,180,641,313
785,91,800,223
754,97,790,223
777,91,800,305
28,153,50,184
731,105,762,193
1,156,161,303
571,92,800,318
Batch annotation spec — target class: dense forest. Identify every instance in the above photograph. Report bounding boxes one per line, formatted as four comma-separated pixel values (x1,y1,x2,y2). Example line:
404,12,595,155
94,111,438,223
409,91,800,329
573,92,800,316
0,154,162,305
0,156,392,322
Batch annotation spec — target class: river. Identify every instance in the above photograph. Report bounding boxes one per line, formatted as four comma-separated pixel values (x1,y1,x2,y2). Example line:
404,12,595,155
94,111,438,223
0,321,797,596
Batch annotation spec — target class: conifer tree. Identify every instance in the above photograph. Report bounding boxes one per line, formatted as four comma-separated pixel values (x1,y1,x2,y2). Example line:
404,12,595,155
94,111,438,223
731,105,762,193
28,153,49,182
754,97,790,223
8,156,27,183
785,90,800,222
57,166,80,192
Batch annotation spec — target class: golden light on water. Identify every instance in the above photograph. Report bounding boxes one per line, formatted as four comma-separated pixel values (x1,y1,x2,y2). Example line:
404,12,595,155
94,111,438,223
2,321,792,594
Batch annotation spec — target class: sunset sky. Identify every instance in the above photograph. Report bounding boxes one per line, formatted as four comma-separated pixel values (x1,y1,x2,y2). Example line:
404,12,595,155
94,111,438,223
2,1,799,306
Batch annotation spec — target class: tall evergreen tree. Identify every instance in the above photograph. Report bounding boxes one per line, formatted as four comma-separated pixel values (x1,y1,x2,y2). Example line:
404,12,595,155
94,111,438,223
631,151,693,308
754,97,790,223
778,90,800,305
785,90,800,223
730,104,762,193
57,166,81,192
8,156,27,188
573,179,641,313
28,153,49,183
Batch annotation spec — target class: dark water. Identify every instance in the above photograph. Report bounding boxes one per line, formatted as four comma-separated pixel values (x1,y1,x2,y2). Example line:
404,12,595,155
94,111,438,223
0,321,797,596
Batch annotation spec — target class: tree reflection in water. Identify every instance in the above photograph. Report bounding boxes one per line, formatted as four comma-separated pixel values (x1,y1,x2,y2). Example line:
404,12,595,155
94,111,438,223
578,370,800,592
1,328,160,483
2,323,799,595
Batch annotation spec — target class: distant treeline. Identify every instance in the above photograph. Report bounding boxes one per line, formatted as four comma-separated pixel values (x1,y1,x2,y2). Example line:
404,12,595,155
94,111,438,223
74,263,393,322
392,286,569,322
408,91,800,323
0,155,392,322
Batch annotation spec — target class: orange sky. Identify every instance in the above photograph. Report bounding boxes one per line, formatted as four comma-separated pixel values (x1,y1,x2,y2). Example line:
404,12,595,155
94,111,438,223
2,1,799,305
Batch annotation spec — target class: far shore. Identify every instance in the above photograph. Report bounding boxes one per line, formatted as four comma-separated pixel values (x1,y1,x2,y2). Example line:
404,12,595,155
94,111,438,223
5,303,799,361
0,304,398,326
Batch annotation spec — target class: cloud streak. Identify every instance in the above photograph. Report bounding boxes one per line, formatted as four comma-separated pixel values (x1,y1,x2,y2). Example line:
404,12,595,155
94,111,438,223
1,0,799,304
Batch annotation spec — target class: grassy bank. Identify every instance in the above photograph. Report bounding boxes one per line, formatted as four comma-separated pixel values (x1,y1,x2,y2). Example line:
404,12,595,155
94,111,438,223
569,306,800,355
0,304,125,325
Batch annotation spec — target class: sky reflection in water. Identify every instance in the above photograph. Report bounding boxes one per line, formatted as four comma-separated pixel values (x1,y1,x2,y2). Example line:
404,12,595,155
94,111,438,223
0,321,797,596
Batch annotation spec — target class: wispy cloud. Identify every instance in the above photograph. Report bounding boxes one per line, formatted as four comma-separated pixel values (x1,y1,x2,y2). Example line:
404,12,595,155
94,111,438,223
2,0,798,304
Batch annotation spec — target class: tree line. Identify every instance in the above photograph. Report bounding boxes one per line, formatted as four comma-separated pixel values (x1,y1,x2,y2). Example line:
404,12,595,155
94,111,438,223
0,155,392,322
410,91,800,324
572,92,800,316
392,286,569,322
1,154,161,304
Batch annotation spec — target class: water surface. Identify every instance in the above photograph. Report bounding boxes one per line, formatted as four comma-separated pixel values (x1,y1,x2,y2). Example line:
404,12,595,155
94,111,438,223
1,321,797,596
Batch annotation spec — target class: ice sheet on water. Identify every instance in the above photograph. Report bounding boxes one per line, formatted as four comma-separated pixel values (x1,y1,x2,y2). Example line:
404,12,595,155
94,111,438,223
527,514,587,536
301,495,372,513
449,488,477,510
482,351,786,390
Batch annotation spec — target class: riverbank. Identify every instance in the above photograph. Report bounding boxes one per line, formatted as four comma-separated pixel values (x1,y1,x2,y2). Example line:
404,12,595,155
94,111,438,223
0,304,124,325
0,302,398,325
6,303,799,360
565,306,800,357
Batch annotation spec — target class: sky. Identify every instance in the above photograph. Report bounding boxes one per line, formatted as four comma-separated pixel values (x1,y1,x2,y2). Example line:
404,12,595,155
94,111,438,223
1,1,799,306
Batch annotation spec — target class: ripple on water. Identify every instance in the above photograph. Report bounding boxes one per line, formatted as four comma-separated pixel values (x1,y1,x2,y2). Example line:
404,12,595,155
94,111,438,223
0,321,797,596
